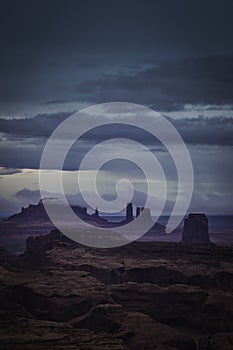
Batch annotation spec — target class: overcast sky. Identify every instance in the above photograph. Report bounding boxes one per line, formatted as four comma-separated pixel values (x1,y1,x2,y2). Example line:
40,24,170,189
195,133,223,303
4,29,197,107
0,0,232,216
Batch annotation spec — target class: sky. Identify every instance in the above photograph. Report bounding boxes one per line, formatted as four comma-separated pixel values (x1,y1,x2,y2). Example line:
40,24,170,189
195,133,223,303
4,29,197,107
0,0,232,216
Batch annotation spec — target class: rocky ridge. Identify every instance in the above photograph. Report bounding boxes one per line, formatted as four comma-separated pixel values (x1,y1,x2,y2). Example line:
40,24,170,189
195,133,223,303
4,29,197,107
0,231,233,349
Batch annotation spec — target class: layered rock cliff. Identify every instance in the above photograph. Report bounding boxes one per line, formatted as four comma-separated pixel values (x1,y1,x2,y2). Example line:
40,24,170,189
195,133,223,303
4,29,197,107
0,232,233,349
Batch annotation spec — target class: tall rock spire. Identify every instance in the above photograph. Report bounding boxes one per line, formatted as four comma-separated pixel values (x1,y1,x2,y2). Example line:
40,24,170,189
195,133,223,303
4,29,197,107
126,203,133,221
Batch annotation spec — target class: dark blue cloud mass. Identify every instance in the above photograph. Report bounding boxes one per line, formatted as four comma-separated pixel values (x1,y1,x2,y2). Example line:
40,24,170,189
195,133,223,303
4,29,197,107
0,0,232,214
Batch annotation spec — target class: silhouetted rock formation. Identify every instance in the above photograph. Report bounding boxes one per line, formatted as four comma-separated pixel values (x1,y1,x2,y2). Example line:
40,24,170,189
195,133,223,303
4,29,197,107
0,200,109,252
0,199,170,253
16,230,77,269
136,206,141,217
126,202,133,221
182,213,210,244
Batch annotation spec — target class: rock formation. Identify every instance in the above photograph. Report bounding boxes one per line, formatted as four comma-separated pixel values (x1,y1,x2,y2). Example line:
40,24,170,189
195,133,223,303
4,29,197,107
0,234,233,349
182,213,210,244
0,200,108,252
136,206,141,217
126,202,133,221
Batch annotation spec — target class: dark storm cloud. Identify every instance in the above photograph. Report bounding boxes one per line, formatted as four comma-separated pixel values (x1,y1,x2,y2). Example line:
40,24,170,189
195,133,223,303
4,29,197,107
0,141,44,169
1,112,233,147
188,192,233,215
173,116,233,146
0,112,70,138
0,110,233,170
0,0,232,216
72,56,233,109
1,54,233,115
0,1,233,115
0,167,22,176
1,0,232,53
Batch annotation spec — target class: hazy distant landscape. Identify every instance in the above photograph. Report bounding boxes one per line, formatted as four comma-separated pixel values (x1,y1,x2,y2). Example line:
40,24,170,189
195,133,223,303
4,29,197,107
0,0,233,349
0,200,232,255
0,198,232,350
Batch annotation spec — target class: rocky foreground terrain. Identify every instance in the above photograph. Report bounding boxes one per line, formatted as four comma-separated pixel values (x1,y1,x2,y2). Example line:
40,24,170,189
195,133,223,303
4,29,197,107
0,230,233,349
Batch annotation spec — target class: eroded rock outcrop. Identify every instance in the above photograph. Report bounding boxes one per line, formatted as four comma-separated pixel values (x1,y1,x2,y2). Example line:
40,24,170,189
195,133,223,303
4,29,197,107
199,332,233,350
0,317,127,350
0,266,106,322
182,214,210,244
1,233,233,349
70,303,196,350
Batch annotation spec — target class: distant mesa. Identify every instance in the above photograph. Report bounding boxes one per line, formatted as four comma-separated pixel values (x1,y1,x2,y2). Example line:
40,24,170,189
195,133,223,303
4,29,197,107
0,199,167,253
181,213,211,244
2,199,214,253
